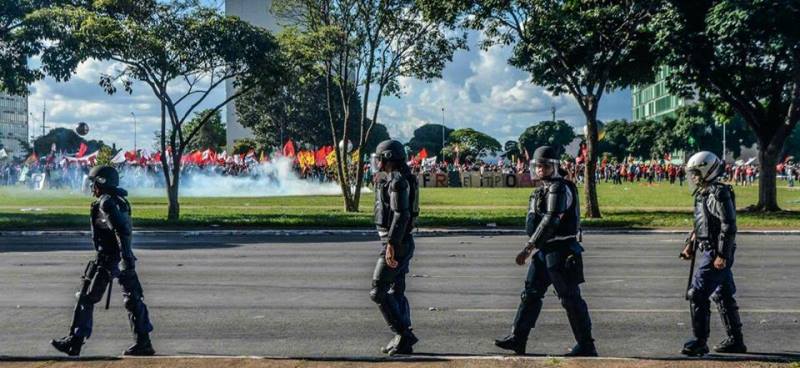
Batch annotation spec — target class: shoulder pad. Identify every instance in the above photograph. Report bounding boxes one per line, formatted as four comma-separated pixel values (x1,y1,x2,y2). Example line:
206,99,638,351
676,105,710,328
547,179,567,194
390,173,409,192
709,183,732,200
98,194,114,210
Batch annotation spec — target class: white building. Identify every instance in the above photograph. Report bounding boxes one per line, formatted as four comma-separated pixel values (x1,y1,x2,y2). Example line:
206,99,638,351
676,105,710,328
0,92,29,158
225,0,281,151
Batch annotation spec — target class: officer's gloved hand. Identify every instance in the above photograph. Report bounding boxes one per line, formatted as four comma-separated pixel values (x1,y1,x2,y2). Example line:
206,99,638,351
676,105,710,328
515,247,532,266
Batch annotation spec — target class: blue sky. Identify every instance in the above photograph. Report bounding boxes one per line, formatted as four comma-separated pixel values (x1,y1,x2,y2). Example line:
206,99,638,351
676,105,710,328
26,32,632,151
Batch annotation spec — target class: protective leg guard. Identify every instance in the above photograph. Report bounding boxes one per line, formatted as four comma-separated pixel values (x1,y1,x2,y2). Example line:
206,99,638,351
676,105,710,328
51,335,84,356
562,296,597,357
713,293,746,353
689,291,711,341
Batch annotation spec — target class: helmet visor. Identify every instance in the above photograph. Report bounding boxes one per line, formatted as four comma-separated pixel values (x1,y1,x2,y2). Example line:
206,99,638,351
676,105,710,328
687,168,703,192
370,153,381,172
530,159,558,180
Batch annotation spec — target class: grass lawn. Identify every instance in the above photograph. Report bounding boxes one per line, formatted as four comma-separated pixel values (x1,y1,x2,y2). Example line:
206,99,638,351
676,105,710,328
1,181,799,230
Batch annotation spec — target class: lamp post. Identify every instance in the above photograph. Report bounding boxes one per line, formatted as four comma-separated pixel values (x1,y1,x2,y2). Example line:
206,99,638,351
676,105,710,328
130,112,137,152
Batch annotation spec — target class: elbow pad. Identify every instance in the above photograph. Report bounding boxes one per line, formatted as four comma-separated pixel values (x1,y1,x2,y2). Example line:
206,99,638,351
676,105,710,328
711,185,737,259
527,183,568,247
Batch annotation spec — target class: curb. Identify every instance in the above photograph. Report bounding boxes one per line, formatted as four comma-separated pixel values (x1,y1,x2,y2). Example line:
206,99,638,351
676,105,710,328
2,228,800,237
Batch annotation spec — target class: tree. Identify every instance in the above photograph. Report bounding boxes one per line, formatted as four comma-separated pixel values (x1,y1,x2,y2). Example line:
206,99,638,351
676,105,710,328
420,0,658,218
94,145,115,166
625,120,662,160
32,0,284,220
655,104,756,159
518,120,576,157
0,0,80,93
274,0,465,212
182,109,226,152
653,0,800,211
406,124,453,158
503,140,521,160
598,120,630,161
32,127,105,156
441,128,501,162
231,138,260,155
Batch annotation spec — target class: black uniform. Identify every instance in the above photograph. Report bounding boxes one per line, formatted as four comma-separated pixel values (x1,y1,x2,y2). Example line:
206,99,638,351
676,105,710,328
501,176,595,355
67,189,153,343
370,170,419,353
686,182,744,354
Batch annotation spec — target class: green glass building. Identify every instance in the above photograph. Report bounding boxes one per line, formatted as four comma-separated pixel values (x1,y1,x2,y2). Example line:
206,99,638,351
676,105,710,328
631,66,692,121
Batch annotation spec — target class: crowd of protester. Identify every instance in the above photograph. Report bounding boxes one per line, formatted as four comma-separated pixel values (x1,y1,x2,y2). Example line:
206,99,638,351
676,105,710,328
1,153,798,191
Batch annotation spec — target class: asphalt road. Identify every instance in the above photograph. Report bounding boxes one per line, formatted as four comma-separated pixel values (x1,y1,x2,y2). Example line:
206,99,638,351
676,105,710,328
0,233,798,361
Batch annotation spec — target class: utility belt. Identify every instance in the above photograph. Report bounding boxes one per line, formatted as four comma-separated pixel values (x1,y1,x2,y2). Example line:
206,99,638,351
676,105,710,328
538,234,579,252
94,252,120,266
697,240,715,252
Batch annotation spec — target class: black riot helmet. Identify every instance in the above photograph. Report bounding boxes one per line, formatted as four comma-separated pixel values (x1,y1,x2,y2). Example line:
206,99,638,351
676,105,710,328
530,145,561,180
371,140,407,173
88,165,119,190
375,140,406,162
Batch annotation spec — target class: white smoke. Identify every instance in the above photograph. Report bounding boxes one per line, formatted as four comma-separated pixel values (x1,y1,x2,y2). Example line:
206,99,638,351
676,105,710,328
122,157,346,197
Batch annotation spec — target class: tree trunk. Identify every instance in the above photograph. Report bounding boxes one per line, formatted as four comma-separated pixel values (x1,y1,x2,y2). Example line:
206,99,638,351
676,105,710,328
583,108,602,218
755,140,781,211
167,152,182,221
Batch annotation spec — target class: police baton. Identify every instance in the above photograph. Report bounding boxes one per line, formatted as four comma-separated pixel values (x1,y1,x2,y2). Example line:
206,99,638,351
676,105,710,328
105,281,113,310
679,230,697,301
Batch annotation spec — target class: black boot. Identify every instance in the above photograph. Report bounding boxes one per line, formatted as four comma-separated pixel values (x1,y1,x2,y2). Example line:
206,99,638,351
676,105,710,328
494,334,527,355
123,334,155,356
51,335,84,356
387,330,418,356
681,339,709,357
714,336,747,354
565,341,598,357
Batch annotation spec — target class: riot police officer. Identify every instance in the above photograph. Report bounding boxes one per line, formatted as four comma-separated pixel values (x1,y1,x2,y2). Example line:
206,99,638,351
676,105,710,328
495,146,597,357
680,151,746,356
369,140,420,356
51,165,155,356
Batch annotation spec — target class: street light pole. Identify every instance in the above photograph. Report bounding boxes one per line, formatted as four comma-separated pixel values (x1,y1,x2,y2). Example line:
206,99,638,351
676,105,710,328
130,112,137,152
441,107,445,155
722,121,727,162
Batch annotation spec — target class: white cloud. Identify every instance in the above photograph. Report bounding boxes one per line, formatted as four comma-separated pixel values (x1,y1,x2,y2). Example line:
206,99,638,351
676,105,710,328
24,34,631,151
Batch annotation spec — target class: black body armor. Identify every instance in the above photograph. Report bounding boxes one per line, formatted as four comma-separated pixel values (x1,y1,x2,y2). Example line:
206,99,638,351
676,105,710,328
525,178,580,249
374,171,419,245
693,182,737,260
90,189,135,269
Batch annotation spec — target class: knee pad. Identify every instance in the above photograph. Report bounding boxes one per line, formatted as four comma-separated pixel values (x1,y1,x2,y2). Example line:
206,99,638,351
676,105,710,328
520,288,544,305
123,292,143,311
688,288,710,306
370,283,390,304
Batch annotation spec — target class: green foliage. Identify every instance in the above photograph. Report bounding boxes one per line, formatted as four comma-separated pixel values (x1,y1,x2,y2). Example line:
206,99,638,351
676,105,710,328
653,0,800,210
420,0,659,217
29,0,285,219
598,120,630,161
518,120,575,157
32,127,105,156
407,124,453,157
94,145,115,166
231,138,260,155
272,0,466,211
0,0,80,93
182,109,225,152
442,128,501,161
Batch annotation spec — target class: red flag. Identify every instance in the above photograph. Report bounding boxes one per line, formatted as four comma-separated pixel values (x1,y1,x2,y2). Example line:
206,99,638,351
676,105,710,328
283,139,296,157
77,143,88,158
124,150,137,162
152,151,162,163
190,151,203,164
418,148,428,160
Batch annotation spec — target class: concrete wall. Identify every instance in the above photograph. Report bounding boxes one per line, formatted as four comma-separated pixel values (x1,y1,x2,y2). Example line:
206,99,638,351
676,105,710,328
225,0,280,151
